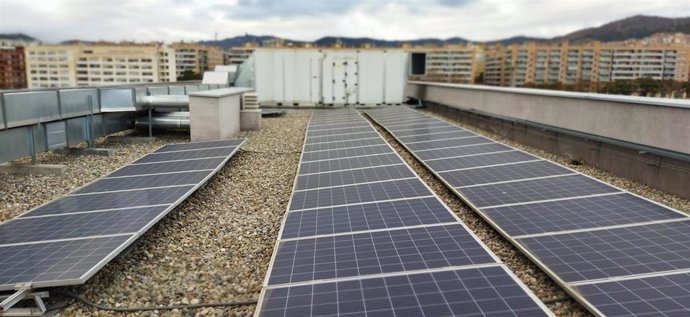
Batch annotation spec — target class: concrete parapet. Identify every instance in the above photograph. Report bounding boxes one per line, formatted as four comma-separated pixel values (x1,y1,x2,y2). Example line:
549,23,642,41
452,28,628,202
240,109,262,131
0,163,67,176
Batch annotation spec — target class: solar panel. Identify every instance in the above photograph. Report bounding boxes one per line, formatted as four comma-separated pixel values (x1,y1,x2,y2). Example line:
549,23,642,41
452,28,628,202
134,147,237,164
426,150,537,172
289,178,432,211
440,160,574,188
0,139,245,291
0,235,134,289
281,197,458,239
306,127,375,137
296,165,414,190
301,145,393,162
367,107,690,317
405,136,492,151
398,130,476,143
259,266,551,317
268,224,497,285
0,206,168,244
154,139,244,153
22,186,195,217
517,220,690,283
388,122,456,133
109,157,227,177
74,170,212,194
415,142,509,160
575,272,690,317
483,193,687,237
298,153,403,175
303,138,387,152
458,174,621,208
258,110,550,316
388,125,460,137
308,122,372,131
305,131,380,145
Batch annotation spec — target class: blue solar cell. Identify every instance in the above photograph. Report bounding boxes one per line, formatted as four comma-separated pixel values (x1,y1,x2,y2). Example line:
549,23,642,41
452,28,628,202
518,220,690,283
109,157,227,177
458,174,620,208
405,136,492,151
154,139,244,153
260,266,551,317
268,224,495,285
299,153,402,175
301,145,392,162
289,178,431,211
22,186,193,217
414,143,509,160
440,160,573,188
281,197,457,239
483,193,687,236
0,206,168,244
303,138,387,152
575,272,690,317
426,150,537,172
296,164,414,190
0,235,133,289
74,170,211,194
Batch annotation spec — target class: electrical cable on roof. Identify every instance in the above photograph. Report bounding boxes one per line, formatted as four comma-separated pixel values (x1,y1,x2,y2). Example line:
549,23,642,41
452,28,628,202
53,289,257,313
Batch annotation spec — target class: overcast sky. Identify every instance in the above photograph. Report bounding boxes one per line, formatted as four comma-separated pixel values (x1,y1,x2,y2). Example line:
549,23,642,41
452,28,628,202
1,0,689,43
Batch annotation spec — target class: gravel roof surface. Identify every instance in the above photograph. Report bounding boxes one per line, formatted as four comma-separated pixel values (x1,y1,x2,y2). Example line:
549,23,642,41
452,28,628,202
0,106,687,317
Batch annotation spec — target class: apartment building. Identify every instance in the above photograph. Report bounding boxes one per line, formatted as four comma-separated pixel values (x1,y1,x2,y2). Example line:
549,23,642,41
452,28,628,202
408,45,484,84
225,45,256,65
25,43,176,88
171,42,224,78
484,41,690,87
0,41,27,89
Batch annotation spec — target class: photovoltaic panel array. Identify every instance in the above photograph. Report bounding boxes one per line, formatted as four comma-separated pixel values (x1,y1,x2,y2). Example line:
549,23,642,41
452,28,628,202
0,139,245,291
367,107,690,317
256,109,552,316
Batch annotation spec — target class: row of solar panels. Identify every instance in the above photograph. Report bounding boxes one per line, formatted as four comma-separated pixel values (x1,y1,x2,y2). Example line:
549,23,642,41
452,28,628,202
366,107,690,317
0,139,245,291
256,109,553,316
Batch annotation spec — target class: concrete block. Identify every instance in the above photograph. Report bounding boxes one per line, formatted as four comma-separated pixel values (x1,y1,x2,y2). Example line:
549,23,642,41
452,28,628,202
0,163,67,176
240,109,262,131
108,136,157,144
189,88,253,141
53,148,114,156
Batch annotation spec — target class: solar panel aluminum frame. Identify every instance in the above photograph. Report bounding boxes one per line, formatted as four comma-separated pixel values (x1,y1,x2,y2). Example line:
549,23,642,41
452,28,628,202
366,108,690,317
256,110,554,317
0,139,246,292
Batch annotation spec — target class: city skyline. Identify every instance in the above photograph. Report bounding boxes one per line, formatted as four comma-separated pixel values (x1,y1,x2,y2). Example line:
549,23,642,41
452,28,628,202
1,0,689,43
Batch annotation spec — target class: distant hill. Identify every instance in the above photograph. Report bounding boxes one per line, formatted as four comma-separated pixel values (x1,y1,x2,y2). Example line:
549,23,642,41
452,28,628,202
559,15,690,43
203,15,690,49
558,15,690,43
0,33,37,41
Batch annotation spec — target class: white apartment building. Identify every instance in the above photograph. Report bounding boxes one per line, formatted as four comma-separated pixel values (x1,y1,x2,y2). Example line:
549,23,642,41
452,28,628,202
25,44,177,88
408,45,484,84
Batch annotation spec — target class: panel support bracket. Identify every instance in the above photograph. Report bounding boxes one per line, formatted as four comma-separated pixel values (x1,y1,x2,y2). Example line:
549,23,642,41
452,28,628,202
0,284,48,317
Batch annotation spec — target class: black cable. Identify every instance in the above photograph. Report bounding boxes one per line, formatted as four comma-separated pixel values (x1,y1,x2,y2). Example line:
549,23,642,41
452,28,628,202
53,289,257,313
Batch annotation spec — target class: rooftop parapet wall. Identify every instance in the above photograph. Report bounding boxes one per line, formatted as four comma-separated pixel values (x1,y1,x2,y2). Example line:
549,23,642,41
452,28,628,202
406,81,690,155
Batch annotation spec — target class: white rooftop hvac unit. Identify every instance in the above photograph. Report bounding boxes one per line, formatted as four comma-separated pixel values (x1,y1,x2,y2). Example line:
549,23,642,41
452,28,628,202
253,49,408,106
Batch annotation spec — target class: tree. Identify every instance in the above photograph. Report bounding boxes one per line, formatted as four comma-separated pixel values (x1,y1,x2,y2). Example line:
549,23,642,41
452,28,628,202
177,70,201,81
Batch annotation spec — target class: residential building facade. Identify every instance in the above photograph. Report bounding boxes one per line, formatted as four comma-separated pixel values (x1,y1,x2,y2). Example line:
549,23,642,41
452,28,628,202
0,43,27,89
225,45,256,65
171,42,224,78
407,45,484,84
484,41,690,87
25,43,176,88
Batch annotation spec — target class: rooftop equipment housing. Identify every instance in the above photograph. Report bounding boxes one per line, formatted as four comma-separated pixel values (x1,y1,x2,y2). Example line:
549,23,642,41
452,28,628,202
253,48,407,106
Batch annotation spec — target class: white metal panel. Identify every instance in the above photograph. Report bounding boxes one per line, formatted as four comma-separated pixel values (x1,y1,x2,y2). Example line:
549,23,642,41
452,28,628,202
321,52,335,104
271,51,285,104
282,50,296,104
309,54,322,104
384,51,408,104
357,51,385,104
345,55,358,104
201,71,230,85
254,50,274,103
